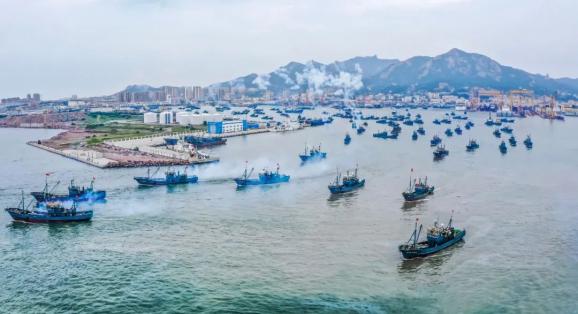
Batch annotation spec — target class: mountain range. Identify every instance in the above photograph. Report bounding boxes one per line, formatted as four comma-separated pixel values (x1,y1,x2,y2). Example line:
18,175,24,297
210,48,578,97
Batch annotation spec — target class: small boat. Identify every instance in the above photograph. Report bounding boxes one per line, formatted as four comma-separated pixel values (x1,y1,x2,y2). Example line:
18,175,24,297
134,168,198,186
417,126,425,135
398,214,466,259
299,144,327,162
362,122,368,127
402,173,434,201
445,128,453,137
373,130,398,139
411,131,418,141
433,119,441,125
6,192,92,223
430,135,442,147
344,133,351,145
499,141,508,154
493,129,501,138
454,126,462,135
466,139,480,151
441,118,452,124
509,136,517,147
414,118,424,124
465,123,471,130
328,166,365,194
433,145,449,160
31,178,106,203
523,135,533,149
234,164,290,187
485,115,494,126
433,145,450,160
500,126,513,134
357,126,366,134
183,135,227,148
351,122,357,129
403,120,414,126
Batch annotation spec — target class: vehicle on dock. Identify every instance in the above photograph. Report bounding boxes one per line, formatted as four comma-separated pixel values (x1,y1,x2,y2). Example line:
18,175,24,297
417,126,425,135
344,133,351,145
402,173,434,201
433,145,449,160
328,166,365,194
509,135,517,146
466,140,480,151
524,135,533,149
31,177,106,203
234,164,290,187
398,214,465,259
299,144,327,162
134,168,198,186
499,141,508,154
430,135,442,146
6,192,93,223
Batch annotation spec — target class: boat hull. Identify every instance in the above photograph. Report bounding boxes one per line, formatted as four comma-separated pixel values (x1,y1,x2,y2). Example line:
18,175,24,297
399,229,466,259
234,176,290,187
402,187,434,201
31,191,107,202
134,176,198,186
299,153,327,162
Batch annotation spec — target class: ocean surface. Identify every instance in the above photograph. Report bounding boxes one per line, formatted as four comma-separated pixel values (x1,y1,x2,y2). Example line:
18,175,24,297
1,108,577,313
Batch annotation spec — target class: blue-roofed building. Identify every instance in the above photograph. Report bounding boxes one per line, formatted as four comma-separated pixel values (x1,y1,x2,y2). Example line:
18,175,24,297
207,120,247,134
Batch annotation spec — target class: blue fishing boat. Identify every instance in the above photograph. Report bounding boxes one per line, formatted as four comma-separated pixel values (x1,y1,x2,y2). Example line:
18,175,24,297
411,131,418,141
500,126,513,134
454,125,462,135
183,135,227,148
465,123,471,130
402,173,434,201
441,118,452,124
351,122,357,129
414,118,424,124
433,119,441,125
357,126,366,134
499,141,508,154
417,126,425,135
328,166,365,194
31,177,106,203
509,135,517,147
403,120,414,126
134,168,198,186
430,135,442,146
524,135,533,149
466,139,480,151
433,145,449,160
344,133,351,145
445,128,453,137
234,164,290,187
164,137,178,145
485,115,494,126
299,144,327,162
373,130,396,139
398,214,466,259
493,129,501,138
6,193,92,223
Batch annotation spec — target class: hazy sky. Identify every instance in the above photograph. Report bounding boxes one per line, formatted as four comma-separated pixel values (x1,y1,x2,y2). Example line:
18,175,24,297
0,0,577,99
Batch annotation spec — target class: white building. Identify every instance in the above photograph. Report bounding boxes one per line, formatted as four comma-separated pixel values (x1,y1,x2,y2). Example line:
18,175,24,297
174,112,223,125
159,111,173,124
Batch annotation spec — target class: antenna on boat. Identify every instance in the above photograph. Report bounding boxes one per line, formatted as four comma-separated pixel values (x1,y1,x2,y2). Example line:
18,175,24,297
449,210,454,227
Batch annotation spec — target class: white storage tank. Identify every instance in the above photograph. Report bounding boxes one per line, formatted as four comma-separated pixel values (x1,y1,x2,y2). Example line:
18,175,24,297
159,111,173,124
143,112,158,124
175,111,191,125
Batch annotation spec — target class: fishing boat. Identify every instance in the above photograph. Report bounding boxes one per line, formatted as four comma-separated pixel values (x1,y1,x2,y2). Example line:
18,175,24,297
433,119,441,125
417,126,425,135
403,120,414,126
465,123,471,130
499,141,508,154
398,214,466,259
6,192,92,223
466,140,480,151
485,115,495,126
357,126,366,134
433,145,449,160
524,135,533,149
430,135,442,146
454,125,462,135
31,177,106,203
402,172,434,201
414,118,424,124
373,130,398,139
493,129,501,138
441,118,452,124
234,164,290,187
183,135,227,148
444,128,453,137
509,135,517,147
411,131,418,141
344,133,351,145
328,166,365,194
500,126,513,134
134,168,198,186
299,144,327,162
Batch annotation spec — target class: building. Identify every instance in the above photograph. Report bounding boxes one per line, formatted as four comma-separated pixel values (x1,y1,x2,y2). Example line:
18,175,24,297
159,111,173,124
207,120,247,134
143,112,158,124
175,112,223,125
192,86,203,100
